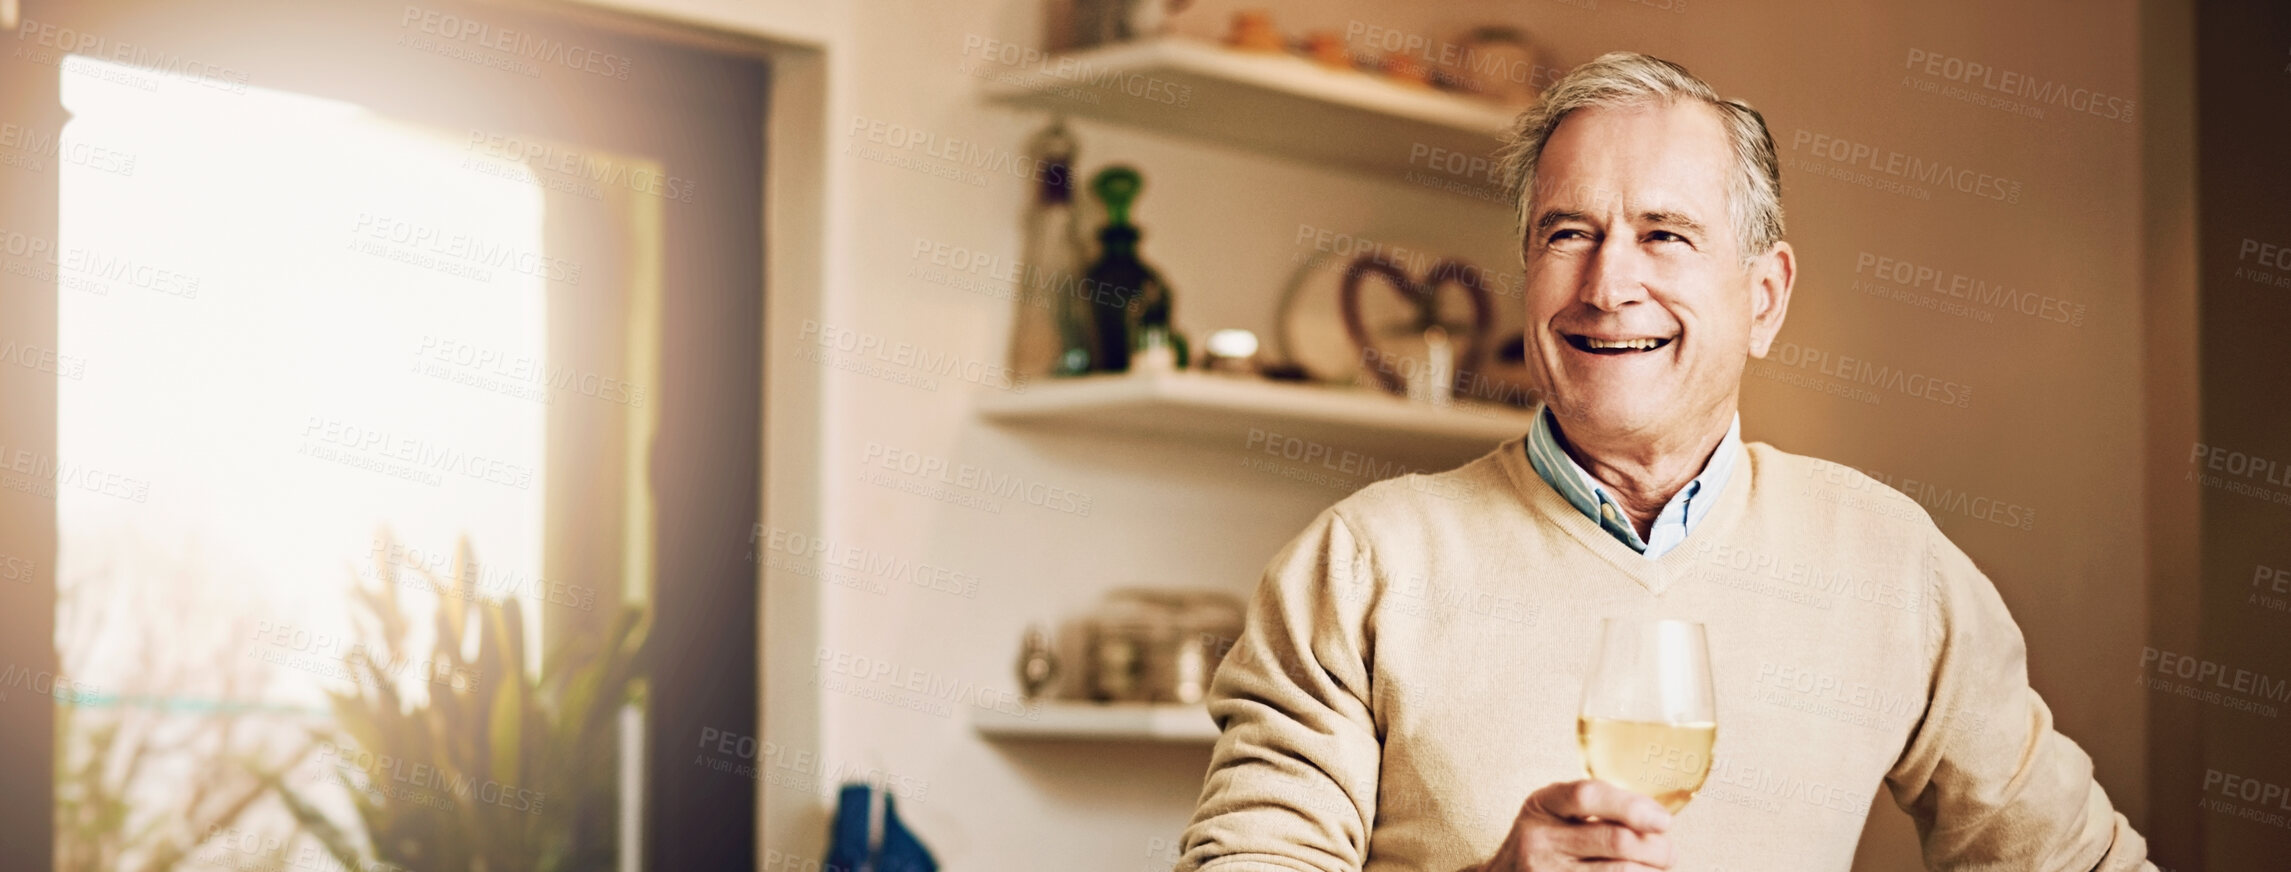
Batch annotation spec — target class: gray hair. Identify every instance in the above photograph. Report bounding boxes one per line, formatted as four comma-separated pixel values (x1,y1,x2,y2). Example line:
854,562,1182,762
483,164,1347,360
1497,51,1784,264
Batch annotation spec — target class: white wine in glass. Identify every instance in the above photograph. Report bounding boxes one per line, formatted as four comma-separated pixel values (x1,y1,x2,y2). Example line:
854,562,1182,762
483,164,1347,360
1577,618,1716,813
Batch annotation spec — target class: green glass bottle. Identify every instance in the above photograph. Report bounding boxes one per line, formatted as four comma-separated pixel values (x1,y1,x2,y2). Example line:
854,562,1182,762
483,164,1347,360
1074,166,1183,374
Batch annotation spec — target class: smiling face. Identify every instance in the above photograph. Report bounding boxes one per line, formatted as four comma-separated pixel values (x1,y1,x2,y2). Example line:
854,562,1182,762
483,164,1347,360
1522,100,1793,452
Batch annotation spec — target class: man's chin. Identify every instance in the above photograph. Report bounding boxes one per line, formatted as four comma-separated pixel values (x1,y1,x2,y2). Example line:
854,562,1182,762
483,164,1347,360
1544,397,1666,438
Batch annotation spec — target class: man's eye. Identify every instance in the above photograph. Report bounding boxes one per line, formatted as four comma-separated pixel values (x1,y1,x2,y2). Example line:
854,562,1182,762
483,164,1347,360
1548,229,1591,243
1646,231,1693,245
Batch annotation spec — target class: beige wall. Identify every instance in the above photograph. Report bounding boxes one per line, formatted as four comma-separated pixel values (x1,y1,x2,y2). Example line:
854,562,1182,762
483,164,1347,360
566,0,2157,868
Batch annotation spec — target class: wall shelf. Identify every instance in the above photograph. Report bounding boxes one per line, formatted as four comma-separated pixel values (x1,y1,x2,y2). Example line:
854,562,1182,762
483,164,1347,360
974,701,1218,744
980,37,1516,180
981,371,1535,472
970,38,1532,758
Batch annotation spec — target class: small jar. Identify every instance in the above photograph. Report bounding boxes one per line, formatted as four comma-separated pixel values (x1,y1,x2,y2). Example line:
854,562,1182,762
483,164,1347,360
1087,589,1175,702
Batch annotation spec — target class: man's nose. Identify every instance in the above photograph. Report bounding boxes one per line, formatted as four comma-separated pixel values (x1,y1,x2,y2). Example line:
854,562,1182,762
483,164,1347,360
1578,236,1651,312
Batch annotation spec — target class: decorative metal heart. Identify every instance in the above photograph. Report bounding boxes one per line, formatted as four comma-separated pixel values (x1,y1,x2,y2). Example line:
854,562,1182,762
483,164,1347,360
1339,254,1495,395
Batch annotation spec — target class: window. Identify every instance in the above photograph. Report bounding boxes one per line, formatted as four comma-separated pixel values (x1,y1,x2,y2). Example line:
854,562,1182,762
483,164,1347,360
2,1,768,868
54,53,554,869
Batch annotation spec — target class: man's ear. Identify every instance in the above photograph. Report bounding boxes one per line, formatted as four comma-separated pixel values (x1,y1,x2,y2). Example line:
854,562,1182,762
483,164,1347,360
1746,241,1795,358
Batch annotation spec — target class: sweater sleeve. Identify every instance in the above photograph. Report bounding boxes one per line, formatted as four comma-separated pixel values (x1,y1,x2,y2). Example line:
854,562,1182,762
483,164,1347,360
1177,508,1382,872
1884,532,2154,872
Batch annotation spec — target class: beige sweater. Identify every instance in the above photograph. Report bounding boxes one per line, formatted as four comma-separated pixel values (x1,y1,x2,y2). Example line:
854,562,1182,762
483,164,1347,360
1177,435,2151,872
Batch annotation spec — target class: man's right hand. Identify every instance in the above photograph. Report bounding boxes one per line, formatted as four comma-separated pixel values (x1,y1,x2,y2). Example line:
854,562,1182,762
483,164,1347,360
1473,780,1676,871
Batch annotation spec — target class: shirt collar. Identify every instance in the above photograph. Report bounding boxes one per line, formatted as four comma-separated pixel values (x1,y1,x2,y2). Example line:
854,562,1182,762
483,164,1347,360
1524,407,1742,556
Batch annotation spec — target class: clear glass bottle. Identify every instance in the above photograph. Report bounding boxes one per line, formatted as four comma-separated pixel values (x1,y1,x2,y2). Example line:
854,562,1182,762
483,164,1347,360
1010,120,1088,378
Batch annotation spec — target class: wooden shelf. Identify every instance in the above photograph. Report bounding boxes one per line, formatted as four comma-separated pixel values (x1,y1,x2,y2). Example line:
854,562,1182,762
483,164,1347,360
974,701,1218,743
981,37,1516,181
981,371,1535,472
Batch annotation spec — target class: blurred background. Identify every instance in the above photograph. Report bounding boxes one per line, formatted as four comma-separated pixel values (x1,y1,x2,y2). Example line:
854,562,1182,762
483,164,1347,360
0,0,2282,870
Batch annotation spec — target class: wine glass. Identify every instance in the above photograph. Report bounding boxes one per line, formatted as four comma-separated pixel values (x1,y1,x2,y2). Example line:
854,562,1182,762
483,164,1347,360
1577,618,1717,813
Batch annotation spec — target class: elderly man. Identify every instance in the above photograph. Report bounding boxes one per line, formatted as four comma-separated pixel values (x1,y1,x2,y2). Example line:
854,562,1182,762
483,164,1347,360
1176,53,2151,872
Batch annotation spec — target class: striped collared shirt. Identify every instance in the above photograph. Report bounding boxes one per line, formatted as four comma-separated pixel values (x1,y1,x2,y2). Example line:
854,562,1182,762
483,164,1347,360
1523,407,1742,558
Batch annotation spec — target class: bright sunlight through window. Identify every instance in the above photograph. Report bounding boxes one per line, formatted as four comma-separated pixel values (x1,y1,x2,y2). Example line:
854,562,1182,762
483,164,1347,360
53,52,550,869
